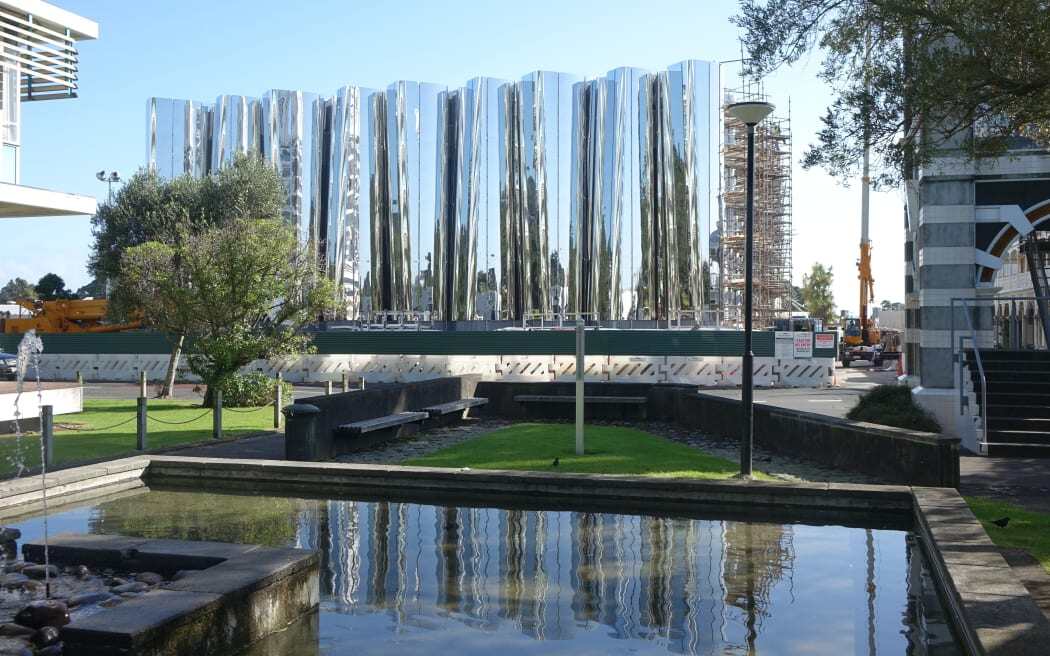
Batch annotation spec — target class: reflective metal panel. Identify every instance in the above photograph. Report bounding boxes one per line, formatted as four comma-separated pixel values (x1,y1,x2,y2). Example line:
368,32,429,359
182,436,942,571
146,97,210,179
262,90,312,245
211,94,262,170
316,86,374,320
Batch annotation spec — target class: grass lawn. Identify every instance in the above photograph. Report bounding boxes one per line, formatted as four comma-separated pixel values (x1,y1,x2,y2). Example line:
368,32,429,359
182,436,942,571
966,496,1050,574
0,399,274,476
404,423,768,480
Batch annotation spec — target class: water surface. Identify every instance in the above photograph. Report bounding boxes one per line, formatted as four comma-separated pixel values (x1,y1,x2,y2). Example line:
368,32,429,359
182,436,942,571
12,488,960,655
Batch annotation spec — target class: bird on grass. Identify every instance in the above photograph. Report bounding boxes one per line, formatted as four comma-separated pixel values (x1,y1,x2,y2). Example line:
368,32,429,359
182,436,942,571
551,457,560,467
991,517,1010,529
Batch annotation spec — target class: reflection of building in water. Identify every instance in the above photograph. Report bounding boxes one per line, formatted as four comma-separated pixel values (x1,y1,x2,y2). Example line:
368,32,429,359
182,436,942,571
291,501,801,652
721,521,796,651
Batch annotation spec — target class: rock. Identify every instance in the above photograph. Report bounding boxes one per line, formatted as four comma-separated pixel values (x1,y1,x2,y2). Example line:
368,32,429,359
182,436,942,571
30,626,59,648
0,573,27,589
21,565,58,580
0,625,34,639
98,596,122,608
67,591,111,608
2,563,24,574
13,600,69,629
35,645,62,656
135,571,163,585
0,529,20,543
0,637,31,656
17,580,41,594
111,582,148,594
108,577,128,587
74,565,90,579
172,570,192,581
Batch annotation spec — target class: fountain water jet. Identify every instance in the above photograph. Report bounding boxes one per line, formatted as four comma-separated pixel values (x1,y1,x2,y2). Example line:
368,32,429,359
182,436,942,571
12,330,51,598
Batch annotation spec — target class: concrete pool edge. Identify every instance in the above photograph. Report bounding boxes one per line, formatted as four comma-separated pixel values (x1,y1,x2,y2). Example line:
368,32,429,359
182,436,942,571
2,456,1048,654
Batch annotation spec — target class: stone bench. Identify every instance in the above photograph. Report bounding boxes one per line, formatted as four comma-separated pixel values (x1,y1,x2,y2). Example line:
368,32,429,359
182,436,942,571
514,395,647,405
423,397,489,417
337,411,428,435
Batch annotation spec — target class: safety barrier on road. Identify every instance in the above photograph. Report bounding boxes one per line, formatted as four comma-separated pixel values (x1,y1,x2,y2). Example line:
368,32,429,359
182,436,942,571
31,352,835,388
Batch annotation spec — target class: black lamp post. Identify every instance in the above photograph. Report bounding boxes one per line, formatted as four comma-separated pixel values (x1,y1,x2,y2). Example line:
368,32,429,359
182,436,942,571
726,100,775,478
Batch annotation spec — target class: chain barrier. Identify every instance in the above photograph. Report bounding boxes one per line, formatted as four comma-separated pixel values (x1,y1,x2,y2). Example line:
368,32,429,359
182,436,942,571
223,401,275,414
146,410,213,426
60,415,139,432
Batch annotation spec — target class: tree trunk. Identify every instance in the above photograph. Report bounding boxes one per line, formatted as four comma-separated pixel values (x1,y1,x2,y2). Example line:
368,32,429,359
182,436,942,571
161,334,184,399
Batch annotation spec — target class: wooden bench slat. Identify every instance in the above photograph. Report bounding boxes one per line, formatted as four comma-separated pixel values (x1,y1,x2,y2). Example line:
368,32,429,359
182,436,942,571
423,398,489,417
513,395,647,404
338,411,428,434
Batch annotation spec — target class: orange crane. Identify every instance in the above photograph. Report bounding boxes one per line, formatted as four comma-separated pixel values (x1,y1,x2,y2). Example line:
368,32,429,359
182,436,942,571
1,298,141,334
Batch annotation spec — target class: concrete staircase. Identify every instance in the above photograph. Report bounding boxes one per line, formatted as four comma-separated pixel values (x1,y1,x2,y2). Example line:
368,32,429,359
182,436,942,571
967,350,1050,457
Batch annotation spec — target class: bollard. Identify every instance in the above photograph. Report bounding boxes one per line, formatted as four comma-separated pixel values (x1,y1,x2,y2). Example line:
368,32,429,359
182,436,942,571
212,389,223,440
136,396,147,451
360,376,366,390
75,371,83,386
274,375,283,430
575,318,585,456
341,372,349,393
325,380,333,396
139,370,147,399
41,405,53,469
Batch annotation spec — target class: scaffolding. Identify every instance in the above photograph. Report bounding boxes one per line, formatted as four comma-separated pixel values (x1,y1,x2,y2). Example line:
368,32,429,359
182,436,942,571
719,89,793,328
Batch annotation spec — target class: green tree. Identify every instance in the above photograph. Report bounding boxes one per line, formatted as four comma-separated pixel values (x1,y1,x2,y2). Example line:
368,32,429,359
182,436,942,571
0,278,36,302
35,273,75,300
118,217,333,405
75,278,106,299
734,0,1050,185
90,156,284,397
801,263,836,324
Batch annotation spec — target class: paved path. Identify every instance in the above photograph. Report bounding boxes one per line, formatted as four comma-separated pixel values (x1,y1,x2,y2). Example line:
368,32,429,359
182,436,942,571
959,456,1050,513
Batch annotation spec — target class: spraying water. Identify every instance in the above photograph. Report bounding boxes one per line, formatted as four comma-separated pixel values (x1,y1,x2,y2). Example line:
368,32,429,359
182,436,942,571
11,331,51,598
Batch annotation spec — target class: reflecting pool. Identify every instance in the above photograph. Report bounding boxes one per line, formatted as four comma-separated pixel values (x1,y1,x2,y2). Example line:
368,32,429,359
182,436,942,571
12,489,960,655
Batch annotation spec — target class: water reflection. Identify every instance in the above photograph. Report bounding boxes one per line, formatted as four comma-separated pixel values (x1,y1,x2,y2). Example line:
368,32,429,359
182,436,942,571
12,491,961,655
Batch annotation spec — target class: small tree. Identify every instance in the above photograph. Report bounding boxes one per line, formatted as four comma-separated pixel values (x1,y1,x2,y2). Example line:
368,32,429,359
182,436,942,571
0,278,36,302
119,218,333,405
35,273,75,300
91,156,284,397
801,263,836,324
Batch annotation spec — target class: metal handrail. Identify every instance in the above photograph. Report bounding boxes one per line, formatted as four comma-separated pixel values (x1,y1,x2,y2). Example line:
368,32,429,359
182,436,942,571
952,298,988,451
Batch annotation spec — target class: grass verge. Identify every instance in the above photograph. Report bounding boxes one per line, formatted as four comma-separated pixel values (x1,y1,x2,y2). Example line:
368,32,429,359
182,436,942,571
966,496,1050,574
403,422,768,480
0,399,274,476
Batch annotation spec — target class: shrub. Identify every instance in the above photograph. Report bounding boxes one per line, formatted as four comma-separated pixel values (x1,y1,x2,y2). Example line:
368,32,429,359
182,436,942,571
216,372,291,407
846,385,941,433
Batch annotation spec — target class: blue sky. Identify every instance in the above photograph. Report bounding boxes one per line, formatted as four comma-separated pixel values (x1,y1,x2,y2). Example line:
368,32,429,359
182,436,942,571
2,0,904,308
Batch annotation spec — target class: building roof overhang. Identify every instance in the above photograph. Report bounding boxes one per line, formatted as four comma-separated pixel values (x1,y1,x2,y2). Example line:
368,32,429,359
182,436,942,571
0,181,95,217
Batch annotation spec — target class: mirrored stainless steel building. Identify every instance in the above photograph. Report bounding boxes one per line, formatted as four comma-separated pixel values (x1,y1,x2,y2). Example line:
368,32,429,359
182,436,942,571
146,59,717,323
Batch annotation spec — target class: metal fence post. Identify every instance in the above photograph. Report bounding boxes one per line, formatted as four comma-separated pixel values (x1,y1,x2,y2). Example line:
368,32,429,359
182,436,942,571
341,371,349,393
75,371,83,386
41,405,53,469
139,370,147,399
274,374,283,430
136,396,147,451
575,319,585,456
325,380,333,395
213,389,223,440
360,376,366,390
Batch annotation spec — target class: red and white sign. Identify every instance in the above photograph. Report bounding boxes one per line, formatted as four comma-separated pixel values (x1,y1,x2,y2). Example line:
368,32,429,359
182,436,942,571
793,332,813,359
814,333,835,351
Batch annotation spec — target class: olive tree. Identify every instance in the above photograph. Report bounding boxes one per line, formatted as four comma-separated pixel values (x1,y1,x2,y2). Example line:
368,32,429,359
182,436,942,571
118,217,333,405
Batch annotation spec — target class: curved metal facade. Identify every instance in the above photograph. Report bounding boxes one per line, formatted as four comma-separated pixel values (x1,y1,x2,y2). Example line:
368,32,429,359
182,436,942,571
146,60,716,322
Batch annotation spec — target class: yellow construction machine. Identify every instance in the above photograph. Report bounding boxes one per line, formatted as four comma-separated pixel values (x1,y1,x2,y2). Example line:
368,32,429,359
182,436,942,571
1,298,141,334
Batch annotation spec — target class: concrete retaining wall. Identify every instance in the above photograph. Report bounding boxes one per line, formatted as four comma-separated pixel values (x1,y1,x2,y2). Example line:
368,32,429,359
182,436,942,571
475,381,960,488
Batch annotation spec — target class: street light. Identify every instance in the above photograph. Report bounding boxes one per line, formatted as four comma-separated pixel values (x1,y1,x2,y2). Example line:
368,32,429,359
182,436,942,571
95,170,121,201
726,99,775,478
